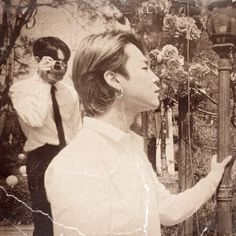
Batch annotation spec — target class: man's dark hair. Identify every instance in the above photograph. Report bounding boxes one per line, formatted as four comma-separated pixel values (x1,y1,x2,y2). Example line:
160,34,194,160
33,36,71,62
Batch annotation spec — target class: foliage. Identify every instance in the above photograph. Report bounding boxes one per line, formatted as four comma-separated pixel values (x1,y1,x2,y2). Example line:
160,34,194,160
0,175,32,226
163,14,202,40
14,36,35,76
0,107,29,225
0,0,37,70
0,0,131,70
0,111,30,224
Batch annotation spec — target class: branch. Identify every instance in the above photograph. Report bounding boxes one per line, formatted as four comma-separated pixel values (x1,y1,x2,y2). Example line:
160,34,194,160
0,0,10,47
203,146,217,150
180,136,197,152
204,146,236,150
14,57,28,67
196,107,217,117
0,0,37,67
196,88,218,105
36,0,77,8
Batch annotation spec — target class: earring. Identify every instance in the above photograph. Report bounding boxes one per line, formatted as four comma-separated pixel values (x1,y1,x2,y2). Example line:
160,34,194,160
115,88,123,99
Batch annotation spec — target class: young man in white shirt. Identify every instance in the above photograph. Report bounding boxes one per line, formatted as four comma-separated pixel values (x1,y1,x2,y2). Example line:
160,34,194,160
10,37,80,236
45,31,231,236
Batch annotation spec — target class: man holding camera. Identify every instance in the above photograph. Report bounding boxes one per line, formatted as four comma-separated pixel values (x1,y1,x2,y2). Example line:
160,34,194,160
10,36,81,236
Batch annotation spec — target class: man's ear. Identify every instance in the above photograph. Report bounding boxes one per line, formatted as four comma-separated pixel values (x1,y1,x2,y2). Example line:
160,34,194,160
35,56,40,63
103,71,121,91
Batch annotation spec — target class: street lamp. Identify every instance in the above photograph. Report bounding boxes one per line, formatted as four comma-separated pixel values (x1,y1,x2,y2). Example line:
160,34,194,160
207,0,236,56
206,1,236,235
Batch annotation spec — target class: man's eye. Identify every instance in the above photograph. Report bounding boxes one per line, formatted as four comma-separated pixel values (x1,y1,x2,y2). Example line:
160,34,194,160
142,67,148,70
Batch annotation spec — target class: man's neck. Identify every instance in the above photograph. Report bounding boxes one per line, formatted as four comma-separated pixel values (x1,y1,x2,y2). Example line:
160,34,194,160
95,101,137,133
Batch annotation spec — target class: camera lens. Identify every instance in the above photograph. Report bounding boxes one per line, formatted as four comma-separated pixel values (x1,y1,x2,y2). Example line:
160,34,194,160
53,61,62,71
51,61,66,73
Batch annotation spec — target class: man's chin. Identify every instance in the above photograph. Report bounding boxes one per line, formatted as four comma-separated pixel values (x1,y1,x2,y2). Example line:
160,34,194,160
148,101,160,110
48,74,64,83
139,103,160,113
54,75,64,81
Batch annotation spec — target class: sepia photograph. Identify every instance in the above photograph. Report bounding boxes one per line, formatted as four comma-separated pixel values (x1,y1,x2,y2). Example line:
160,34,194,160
0,0,236,235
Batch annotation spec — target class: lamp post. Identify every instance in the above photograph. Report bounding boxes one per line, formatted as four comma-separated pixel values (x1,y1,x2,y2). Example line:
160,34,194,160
207,1,236,235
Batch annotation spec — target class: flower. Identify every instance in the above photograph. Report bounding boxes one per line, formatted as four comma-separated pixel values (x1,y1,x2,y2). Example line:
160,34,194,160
161,44,179,62
176,17,189,33
6,175,18,188
163,15,202,40
166,57,183,72
18,153,26,160
160,67,169,79
177,17,201,40
149,49,163,65
173,69,188,83
231,72,236,83
178,55,185,66
187,24,201,40
156,0,172,14
19,165,27,177
189,63,204,79
163,14,176,31
140,0,171,15
188,63,213,85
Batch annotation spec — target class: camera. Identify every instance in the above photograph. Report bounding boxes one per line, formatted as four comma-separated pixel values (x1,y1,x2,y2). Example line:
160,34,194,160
51,60,66,74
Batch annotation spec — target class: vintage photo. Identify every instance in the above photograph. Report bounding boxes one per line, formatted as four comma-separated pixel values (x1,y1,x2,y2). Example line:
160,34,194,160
0,0,236,235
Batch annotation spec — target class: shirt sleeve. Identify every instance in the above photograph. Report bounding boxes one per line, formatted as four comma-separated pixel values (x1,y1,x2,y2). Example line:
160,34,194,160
9,78,51,128
153,167,223,226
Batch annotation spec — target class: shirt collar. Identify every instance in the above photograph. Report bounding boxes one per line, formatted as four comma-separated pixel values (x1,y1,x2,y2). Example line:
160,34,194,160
34,72,65,92
34,72,52,85
83,117,131,143
34,72,41,81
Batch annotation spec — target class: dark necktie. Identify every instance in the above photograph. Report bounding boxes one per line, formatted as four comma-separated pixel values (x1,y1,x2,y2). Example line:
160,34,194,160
51,85,66,150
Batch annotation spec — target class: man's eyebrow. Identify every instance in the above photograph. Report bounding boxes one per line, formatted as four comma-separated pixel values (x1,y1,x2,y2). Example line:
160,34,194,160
141,59,149,65
138,57,150,66
144,59,151,66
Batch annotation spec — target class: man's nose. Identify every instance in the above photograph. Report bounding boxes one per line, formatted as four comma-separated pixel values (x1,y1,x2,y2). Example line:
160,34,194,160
151,70,160,83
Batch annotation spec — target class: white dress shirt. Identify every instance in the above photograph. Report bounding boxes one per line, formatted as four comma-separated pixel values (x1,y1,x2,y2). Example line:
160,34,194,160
45,117,224,236
10,73,81,152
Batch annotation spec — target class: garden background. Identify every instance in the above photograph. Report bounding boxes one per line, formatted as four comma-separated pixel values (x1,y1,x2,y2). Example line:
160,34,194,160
0,0,236,235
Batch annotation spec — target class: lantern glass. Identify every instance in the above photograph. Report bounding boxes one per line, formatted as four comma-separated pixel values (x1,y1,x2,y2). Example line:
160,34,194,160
207,2,236,45
212,12,230,34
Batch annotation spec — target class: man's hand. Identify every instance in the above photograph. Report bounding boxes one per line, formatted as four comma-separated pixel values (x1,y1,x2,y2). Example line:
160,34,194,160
211,155,232,173
37,56,60,84
204,155,233,190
